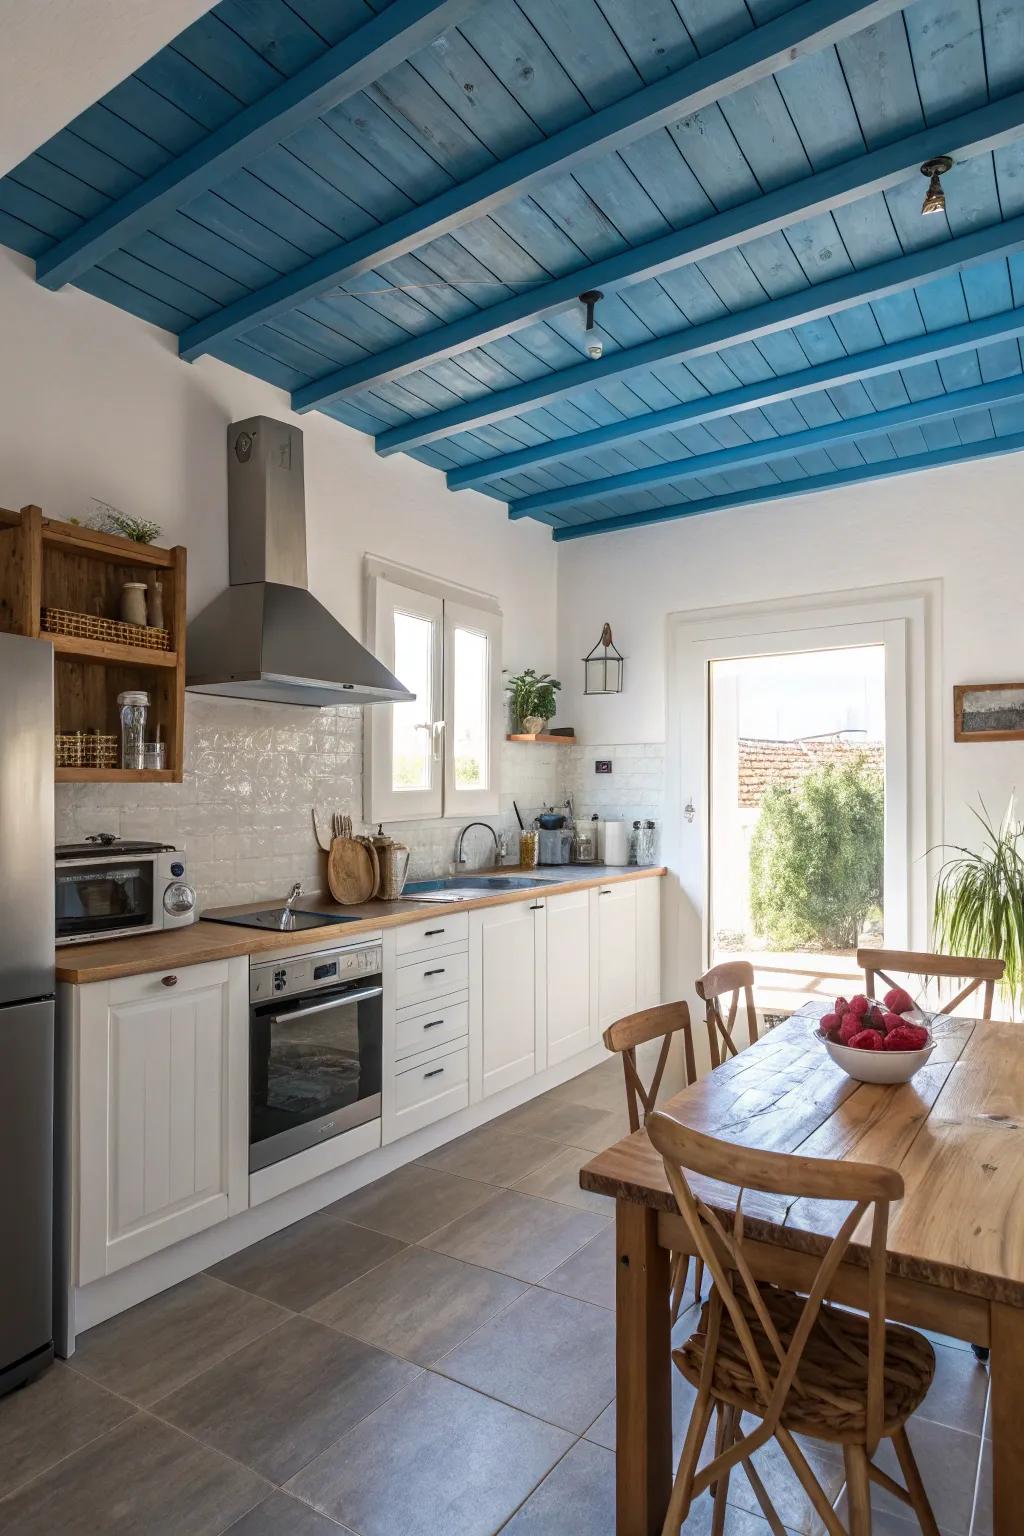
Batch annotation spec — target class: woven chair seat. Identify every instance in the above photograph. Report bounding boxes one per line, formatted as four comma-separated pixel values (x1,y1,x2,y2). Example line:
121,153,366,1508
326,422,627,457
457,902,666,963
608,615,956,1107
674,1284,935,1443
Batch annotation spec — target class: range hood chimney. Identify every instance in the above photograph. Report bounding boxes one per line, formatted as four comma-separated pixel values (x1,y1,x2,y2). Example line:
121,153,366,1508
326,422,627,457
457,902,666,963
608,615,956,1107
187,417,412,707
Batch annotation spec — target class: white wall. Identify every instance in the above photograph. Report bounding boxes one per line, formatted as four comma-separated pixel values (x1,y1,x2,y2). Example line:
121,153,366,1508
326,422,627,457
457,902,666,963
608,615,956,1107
0,248,563,903
557,454,1024,859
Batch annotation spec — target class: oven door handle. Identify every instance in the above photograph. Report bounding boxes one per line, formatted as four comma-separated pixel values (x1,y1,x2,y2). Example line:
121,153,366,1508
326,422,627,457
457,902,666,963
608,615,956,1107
268,985,383,1024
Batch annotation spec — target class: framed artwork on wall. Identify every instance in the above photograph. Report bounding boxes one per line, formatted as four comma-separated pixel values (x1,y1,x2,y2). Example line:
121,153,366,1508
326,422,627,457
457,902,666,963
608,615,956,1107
953,683,1024,742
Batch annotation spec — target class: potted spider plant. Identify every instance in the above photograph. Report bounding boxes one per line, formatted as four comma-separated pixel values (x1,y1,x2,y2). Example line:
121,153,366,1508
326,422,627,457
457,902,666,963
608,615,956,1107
505,668,561,734
933,798,1024,1013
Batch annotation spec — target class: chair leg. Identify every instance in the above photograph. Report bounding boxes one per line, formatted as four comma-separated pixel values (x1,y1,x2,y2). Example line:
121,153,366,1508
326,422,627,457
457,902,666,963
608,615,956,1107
844,1444,872,1536
710,1405,737,1536
661,1388,713,1536
891,1427,941,1536
669,1252,688,1324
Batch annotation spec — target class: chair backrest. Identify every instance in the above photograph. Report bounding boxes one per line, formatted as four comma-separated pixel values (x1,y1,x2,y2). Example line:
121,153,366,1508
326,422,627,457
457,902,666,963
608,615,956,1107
647,1108,902,1457
858,947,1005,1019
696,960,758,1068
603,1002,696,1133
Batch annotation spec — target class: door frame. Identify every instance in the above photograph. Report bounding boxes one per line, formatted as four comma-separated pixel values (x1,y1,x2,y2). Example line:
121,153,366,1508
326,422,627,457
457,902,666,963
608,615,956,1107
663,584,941,1029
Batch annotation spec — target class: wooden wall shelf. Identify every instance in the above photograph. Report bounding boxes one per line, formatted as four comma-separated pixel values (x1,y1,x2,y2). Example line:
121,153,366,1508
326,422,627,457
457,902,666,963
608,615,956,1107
0,505,187,784
507,732,575,745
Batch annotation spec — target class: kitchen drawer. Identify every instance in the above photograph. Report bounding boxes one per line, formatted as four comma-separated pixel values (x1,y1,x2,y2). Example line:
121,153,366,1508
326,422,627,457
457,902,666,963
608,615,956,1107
392,1044,469,1138
395,950,469,1008
395,998,468,1062
396,911,469,956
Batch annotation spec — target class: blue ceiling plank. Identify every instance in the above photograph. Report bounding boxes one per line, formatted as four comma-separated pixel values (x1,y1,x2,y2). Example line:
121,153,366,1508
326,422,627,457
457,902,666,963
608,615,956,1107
444,306,1024,490
34,0,476,291
292,92,1024,410
507,372,1024,517
177,0,911,361
550,428,1024,540
380,216,1024,454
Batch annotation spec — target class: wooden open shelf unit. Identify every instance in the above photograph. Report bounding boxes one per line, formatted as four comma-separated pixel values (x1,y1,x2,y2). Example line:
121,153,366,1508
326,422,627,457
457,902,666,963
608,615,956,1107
0,504,187,783
506,732,575,745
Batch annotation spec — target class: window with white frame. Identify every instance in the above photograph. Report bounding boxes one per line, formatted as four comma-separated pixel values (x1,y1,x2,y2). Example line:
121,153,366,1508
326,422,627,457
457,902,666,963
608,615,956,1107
365,560,502,821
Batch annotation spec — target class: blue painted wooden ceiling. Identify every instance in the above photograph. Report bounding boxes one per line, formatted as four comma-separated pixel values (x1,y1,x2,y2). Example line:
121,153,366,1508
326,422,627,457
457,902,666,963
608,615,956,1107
3,0,1024,540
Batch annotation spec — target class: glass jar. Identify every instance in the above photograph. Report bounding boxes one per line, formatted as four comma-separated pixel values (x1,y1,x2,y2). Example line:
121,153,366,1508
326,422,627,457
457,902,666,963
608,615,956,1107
118,690,149,770
519,828,539,868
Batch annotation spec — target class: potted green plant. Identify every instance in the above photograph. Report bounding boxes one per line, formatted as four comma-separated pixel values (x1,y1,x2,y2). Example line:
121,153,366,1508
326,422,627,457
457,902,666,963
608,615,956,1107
505,668,561,734
933,798,1024,1012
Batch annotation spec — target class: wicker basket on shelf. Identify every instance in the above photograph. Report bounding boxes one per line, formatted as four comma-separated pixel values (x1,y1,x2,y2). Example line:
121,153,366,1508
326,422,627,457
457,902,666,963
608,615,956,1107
41,606,171,652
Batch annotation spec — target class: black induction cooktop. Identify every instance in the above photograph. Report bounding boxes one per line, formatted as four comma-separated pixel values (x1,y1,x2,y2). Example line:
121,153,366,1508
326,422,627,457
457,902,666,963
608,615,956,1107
203,907,363,932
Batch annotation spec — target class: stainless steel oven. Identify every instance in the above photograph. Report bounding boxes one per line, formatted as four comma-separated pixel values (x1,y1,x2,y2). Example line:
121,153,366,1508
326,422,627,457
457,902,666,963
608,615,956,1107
248,938,382,1173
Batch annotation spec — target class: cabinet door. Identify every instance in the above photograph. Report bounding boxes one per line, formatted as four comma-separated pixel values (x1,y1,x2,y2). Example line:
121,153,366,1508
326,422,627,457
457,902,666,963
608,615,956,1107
594,883,637,1033
545,890,592,1067
635,877,662,1012
474,901,539,1099
78,959,248,1283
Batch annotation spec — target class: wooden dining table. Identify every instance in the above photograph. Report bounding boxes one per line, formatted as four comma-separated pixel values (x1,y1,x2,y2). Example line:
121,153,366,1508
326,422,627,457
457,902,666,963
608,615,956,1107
580,1003,1024,1536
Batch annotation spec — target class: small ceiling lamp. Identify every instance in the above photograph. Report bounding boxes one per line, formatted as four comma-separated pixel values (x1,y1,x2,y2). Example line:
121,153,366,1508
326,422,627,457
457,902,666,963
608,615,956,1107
584,623,624,695
920,155,953,216
579,289,604,359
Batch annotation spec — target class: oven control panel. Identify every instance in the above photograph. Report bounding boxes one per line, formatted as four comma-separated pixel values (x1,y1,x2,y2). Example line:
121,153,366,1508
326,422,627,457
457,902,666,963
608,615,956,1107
250,942,382,1003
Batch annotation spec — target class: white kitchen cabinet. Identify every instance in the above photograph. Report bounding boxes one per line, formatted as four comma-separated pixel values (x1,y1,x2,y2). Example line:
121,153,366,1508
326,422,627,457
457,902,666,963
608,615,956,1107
635,875,662,1012
593,881,638,1034
545,889,593,1067
470,898,545,1099
76,958,248,1284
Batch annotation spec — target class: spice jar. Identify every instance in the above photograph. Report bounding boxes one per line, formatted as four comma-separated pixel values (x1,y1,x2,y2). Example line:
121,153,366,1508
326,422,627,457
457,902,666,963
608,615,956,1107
118,690,149,769
519,828,539,868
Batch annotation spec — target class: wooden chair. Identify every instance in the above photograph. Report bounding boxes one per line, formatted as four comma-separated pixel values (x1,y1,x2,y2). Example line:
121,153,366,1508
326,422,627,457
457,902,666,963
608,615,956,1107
696,961,759,1069
647,1110,940,1536
603,1003,699,1320
858,947,1005,1019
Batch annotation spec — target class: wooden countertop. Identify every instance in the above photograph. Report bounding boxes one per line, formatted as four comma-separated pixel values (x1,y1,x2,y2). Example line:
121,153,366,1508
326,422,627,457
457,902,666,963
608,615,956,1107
56,865,666,984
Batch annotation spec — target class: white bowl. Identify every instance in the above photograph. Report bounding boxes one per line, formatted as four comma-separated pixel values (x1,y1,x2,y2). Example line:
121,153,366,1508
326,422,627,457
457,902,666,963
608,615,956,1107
814,1027,935,1084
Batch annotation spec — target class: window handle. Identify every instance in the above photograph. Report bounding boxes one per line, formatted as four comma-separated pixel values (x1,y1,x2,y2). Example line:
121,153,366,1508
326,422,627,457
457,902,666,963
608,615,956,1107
431,720,446,762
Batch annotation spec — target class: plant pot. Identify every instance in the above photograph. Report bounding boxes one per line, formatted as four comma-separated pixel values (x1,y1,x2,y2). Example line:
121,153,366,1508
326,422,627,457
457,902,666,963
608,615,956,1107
521,715,547,735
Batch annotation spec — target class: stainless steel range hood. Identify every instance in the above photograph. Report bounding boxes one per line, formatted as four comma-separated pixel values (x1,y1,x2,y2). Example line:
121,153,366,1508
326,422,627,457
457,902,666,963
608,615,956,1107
187,417,412,707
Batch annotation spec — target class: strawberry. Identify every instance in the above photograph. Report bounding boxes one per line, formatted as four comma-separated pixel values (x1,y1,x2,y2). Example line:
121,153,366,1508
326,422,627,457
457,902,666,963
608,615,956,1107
819,1012,843,1042
881,1011,904,1034
883,986,915,1015
882,1023,930,1052
847,995,870,1018
848,1028,884,1051
834,996,849,1018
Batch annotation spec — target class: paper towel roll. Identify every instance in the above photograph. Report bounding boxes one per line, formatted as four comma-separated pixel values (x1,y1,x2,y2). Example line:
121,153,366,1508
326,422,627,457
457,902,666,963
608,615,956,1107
602,820,629,866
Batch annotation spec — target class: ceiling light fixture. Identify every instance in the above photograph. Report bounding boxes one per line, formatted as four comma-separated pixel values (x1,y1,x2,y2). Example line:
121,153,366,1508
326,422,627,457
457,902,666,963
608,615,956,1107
920,155,953,216
580,289,604,359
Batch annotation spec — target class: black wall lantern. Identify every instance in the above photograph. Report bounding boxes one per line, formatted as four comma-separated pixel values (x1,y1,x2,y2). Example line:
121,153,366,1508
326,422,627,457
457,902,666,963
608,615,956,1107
584,623,624,695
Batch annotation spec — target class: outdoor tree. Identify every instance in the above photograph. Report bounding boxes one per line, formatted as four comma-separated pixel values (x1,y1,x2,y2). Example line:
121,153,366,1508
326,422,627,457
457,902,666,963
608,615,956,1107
749,756,884,950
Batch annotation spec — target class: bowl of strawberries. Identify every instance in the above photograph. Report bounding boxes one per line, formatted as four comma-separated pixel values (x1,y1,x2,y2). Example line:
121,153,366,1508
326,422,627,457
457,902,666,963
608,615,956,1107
814,987,934,1084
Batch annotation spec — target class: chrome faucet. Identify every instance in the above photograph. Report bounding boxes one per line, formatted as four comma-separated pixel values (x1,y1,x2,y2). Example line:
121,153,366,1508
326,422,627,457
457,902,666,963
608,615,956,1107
454,823,499,869
279,881,303,929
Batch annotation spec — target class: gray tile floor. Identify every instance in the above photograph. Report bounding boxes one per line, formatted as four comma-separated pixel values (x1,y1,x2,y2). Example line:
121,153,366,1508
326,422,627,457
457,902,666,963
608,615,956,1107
0,1058,994,1534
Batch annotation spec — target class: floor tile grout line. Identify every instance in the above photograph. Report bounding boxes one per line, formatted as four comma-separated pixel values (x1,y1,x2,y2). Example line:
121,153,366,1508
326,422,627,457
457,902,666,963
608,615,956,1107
0,1400,149,1507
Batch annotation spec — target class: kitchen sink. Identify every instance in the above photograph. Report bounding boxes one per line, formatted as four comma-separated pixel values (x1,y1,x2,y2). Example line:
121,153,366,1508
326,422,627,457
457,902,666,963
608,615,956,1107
204,907,364,931
400,875,557,903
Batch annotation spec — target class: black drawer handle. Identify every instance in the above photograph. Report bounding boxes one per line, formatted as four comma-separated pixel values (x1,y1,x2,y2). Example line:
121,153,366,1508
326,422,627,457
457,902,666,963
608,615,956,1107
424,968,445,977
424,1067,444,1079
529,903,544,910
423,1018,444,1029
424,928,445,936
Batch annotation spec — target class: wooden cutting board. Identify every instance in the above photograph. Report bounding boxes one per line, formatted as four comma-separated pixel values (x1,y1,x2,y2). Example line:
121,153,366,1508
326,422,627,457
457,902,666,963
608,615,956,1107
327,836,378,904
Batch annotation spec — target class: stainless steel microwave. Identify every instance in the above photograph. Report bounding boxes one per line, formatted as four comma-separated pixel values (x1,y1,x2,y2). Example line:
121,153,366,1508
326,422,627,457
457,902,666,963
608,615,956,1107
55,836,197,945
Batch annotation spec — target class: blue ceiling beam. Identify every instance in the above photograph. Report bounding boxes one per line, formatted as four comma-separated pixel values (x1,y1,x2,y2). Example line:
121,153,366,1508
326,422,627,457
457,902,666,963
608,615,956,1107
509,374,1024,519
446,311,1024,492
376,215,1024,455
294,92,1024,412
34,0,476,292
551,430,1024,541
177,0,907,363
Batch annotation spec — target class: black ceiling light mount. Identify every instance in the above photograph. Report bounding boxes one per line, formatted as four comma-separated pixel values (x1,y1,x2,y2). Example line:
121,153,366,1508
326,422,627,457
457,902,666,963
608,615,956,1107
920,155,953,216
579,289,604,359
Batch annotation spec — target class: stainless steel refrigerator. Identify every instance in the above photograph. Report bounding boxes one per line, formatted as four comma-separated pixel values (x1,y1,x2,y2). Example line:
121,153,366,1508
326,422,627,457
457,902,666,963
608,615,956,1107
0,632,56,1395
